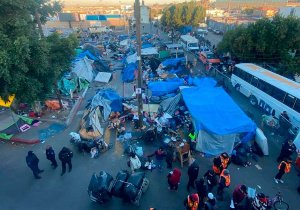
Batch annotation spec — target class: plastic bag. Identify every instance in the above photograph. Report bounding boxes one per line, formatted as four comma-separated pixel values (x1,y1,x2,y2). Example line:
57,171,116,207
135,146,143,157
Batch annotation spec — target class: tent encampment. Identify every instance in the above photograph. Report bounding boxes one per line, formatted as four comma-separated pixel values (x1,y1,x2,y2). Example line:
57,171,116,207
148,78,184,97
122,63,137,83
182,83,256,155
72,57,95,82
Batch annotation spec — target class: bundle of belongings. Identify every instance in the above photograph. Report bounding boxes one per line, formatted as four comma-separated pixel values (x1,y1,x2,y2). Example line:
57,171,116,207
111,171,146,202
88,171,114,203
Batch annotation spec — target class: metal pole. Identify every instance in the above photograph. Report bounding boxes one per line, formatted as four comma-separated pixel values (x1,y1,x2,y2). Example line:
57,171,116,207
135,0,143,129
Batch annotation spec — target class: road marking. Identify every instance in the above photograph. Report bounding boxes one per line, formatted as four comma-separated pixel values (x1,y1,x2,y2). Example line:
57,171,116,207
255,164,262,170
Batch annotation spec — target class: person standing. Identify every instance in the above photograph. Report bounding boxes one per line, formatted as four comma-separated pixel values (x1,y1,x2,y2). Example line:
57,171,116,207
166,145,174,169
204,193,216,210
187,159,199,191
167,168,181,191
129,152,141,173
26,151,44,179
195,178,208,208
203,169,217,192
184,193,199,210
232,184,248,208
212,152,230,176
46,145,57,169
276,139,296,162
274,158,292,184
148,147,166,170
59,147,73,176
217,169,231,200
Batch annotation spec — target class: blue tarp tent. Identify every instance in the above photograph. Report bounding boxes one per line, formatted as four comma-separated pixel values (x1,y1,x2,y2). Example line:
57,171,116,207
122,63,137,82
182,79,256,155
161,57,186,68
192,77,217,88
148,78,184,96
76,50,98,61
142,43,154,49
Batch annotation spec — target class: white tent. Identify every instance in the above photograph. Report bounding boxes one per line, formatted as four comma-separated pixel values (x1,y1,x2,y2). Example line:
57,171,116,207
72,57,94,82
94,72,112,83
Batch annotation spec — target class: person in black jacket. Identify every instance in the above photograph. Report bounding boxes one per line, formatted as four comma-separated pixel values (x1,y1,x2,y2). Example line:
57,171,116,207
26,151,44,179
187,159,199,191
277,139,296,162
46,145,57,169
195,178,208,207
203,169,217,192
59,147,73,176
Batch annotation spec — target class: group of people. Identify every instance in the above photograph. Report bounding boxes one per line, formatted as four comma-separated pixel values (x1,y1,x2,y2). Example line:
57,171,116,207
26,146,73,179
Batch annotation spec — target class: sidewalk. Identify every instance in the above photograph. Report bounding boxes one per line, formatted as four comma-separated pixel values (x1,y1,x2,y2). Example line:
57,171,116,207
0,87,88,144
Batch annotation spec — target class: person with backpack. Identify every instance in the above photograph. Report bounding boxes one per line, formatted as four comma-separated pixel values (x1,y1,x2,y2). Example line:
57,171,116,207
58,147,73,176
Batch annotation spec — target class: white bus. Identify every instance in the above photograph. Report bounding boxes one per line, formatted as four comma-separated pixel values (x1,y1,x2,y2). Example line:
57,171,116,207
180,35,199,52
231,63,300,129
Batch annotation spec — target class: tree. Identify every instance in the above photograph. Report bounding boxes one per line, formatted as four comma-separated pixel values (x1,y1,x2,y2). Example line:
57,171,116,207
217,15,300,76
161,2,206,29
0,0,78,106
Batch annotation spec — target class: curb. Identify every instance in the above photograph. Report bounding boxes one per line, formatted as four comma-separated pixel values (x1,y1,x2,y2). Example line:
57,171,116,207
10,137,40,144
65,87,88,126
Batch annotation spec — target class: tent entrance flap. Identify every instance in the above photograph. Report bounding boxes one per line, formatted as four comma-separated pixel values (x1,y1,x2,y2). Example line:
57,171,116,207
196,130,237,156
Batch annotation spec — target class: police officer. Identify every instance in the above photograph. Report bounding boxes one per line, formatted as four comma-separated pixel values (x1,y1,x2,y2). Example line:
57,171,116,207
58,147,73,176
26,151,44,179
46,145,57,169
277,139,296,162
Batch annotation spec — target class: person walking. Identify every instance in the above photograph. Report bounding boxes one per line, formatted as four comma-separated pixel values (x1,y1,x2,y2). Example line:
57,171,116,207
276,139,296,162
46,145,57,169
203,169,217,192
26,151,44,179
195,178,208,208
58,147,73,176
204,193,216,210
274,158,292,184
217,169,231,200
187,159,199,191
167,168,181,191
184,193,199,210
148,147,166,170
232,184,248,208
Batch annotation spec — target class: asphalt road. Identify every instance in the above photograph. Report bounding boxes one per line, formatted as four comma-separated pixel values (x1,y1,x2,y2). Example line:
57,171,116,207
0,25,299,210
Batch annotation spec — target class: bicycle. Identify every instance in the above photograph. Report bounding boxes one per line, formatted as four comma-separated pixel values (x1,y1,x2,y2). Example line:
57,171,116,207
271,192,289,210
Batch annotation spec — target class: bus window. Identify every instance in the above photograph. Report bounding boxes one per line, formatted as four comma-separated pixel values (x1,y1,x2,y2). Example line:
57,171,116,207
251,77,259,87
294,99,300,112
272,86,286,102
283,94,296,109
243,71,253,83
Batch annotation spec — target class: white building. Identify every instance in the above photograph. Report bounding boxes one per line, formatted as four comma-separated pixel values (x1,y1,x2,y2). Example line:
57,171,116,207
140,0,150,24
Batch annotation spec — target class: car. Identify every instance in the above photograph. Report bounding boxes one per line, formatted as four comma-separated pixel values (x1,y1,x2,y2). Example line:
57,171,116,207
213,29,221,35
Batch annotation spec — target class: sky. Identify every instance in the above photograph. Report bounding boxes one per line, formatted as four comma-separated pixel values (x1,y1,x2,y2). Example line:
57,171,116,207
62,0,185,6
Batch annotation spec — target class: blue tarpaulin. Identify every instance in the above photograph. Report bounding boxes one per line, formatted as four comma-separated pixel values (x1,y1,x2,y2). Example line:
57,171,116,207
182,86,256,135
76,50,98,61
148,78,184,96
142,43,154,49
181,78,256,155
192,77,217,88
94,89,122,112
161,57,186,68
122,63,137,82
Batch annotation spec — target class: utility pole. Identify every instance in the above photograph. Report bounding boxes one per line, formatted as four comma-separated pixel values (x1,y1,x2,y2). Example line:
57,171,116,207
135,0,143,129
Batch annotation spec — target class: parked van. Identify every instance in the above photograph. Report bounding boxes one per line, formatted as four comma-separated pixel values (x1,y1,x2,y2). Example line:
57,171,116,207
199,51,221,66
166,43,184,58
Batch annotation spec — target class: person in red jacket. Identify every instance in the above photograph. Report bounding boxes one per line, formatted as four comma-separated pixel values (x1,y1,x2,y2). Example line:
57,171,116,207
232,184,248,208
167,168,181,191
274,158,292,184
